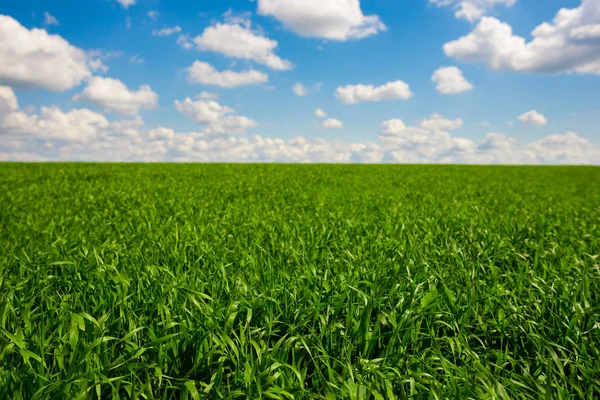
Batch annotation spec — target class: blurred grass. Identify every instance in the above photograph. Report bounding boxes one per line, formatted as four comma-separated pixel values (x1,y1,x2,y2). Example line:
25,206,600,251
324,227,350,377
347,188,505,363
0,163,599,399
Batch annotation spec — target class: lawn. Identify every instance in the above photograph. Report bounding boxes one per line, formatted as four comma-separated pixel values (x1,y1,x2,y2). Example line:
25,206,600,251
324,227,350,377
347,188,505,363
0,163,599,399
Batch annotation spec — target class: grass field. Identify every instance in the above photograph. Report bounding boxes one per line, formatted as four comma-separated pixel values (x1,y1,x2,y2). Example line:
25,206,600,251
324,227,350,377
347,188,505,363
0,163,599,399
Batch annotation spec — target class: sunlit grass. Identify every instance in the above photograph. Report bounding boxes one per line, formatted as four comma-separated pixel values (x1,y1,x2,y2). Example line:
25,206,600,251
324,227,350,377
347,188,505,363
1,163,599,399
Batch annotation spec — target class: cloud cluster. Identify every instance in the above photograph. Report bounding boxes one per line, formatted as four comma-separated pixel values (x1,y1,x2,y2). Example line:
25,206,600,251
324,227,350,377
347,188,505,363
444,0,600,75
257,0,386,40
2,87,597,164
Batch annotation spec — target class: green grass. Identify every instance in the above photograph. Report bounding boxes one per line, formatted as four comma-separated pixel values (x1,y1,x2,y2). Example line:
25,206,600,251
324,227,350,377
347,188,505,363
0,163,599,399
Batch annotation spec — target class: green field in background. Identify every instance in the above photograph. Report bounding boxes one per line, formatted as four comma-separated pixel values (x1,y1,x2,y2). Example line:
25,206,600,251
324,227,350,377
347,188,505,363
1,163,599,399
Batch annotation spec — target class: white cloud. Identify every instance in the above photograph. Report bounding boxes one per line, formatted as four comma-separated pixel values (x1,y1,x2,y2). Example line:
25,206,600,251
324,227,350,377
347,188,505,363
430,0,516,22
186,61,268,88
198,92,219,100
147,11,159,21
336,81,413,104
257,0,386,40
115,0,136,8
518,110,547,125
444,0,600,75
177,34,194,50
1,88,598,165
0,86,140,143
432,66,474,94
0,85,18,115
193,18,292,70
174,97,257,135
129,55,145,64
43,12,59,26
315,108,327,118
528,132,600,164
152,26,182,37
74,77,159,116
322,118,343,129
292,83,309,96
0,14,93,91
379,114,475,162
479,121,491,126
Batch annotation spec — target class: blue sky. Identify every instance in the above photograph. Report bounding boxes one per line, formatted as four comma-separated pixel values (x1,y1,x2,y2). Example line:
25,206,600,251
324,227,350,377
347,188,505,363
0,0,598,163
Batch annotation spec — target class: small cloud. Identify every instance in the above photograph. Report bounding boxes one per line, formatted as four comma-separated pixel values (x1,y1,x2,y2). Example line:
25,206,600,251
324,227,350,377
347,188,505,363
129,55,145,64
293,83,309,96
506,121,514,126
115,0,136,8
43,12,59,26
177,34,193,50
89,59,109,74
315,108,327,118
147,11,159,21
479,121,491,127
322,118,343,129
518,110,547,125
152,26,182,37
336,81,413,104
126,17,132,29
197,92,219,100
432,66,473,94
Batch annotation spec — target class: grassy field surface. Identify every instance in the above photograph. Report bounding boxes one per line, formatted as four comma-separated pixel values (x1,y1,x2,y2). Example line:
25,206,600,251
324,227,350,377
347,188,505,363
1,163,599,399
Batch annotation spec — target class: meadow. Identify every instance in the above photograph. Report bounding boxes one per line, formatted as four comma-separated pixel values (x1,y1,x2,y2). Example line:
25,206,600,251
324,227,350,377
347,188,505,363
0,163,599,399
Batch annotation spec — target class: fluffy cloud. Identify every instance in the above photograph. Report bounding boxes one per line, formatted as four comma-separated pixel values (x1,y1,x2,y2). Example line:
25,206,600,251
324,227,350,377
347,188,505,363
379,114,475,162
293,83,309,96
444,0,600,75
0,86,18,115
174,97,257,135
152,26,182,37
432,66,474,94
0,15,94,91
186,61,268,88
147,11,159,21
336,81,413,104
528,132,599,164
0,86,142,143
73,77,159,116
322,118,343,129
518,110,547,125
430,0,516,22
43,12,59,26
115,0,136,8
257,0,386,40
193,19,292,70
315,108,327,118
